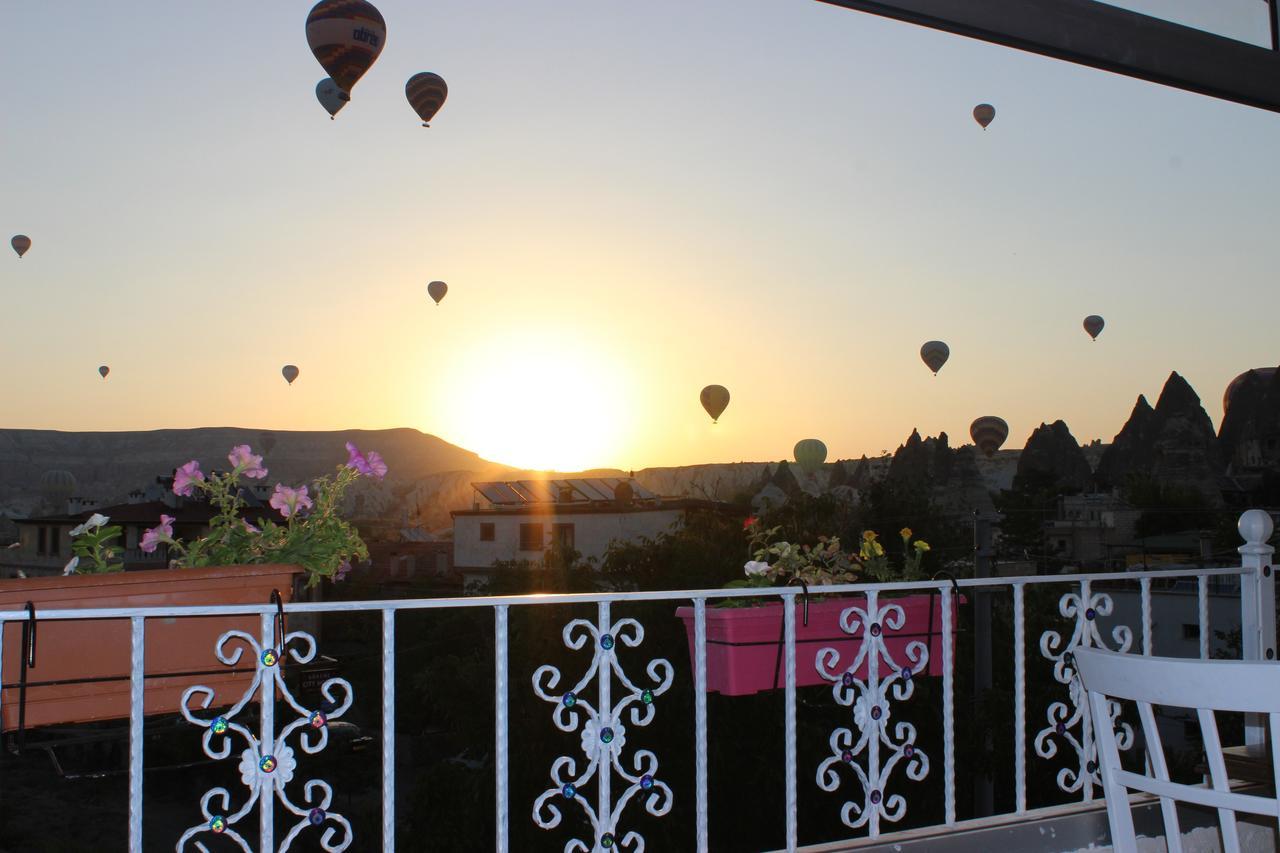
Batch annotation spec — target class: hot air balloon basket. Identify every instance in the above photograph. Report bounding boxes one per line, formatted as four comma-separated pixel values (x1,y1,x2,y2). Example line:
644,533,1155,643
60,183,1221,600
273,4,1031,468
675,593,961,696
0,564,304,731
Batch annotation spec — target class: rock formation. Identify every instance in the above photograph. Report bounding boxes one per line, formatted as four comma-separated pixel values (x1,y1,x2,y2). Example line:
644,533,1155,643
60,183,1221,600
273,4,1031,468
1094,372,1223,502
1096,396,1154,489
1015,420,1093,493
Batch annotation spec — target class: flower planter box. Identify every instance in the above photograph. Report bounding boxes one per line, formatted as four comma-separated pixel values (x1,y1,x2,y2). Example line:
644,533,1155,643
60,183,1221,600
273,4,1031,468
0,564,304,731
675,593,961,696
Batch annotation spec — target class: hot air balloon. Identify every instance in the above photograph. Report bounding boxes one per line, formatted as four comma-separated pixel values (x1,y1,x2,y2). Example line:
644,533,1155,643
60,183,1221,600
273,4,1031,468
427,280,448,305
305,0,386,95
969,416,1009,458
11,235,30,258
315,77,350,119
793,439,827,476
700,385,730,423
405,72,448,127
1083,315,1105,341
973,103,995,129
920,341,950,375
98,365,109,379
282,365,300,385
1224,367,1278,415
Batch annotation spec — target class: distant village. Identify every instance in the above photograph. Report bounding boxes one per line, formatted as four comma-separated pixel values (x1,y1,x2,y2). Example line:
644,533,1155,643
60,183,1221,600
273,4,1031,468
2,367,1278,587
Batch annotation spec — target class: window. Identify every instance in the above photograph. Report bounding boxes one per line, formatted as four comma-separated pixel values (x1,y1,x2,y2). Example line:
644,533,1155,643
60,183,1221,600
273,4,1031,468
519,523,544,551
1182,623,1200,640
37,527,47,556
552,523,576,551
479,522,495,542
49,527,60,557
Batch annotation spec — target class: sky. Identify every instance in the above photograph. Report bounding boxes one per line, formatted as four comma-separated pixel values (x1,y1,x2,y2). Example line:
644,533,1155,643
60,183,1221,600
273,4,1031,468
3,1,1279,472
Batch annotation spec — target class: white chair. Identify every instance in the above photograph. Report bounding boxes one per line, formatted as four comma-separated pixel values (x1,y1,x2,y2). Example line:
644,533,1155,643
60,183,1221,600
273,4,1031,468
1074,647,1280,853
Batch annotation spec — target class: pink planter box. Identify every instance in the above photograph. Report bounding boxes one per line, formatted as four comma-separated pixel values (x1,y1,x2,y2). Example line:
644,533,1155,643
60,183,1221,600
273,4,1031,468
675,593,961,696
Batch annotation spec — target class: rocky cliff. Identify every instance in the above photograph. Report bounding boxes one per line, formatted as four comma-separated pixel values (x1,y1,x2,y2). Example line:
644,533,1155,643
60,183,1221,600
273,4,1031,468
0,427,502,522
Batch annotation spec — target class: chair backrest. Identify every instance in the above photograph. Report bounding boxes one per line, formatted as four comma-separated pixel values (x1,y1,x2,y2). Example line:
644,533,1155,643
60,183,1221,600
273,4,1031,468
1073,647,1280,853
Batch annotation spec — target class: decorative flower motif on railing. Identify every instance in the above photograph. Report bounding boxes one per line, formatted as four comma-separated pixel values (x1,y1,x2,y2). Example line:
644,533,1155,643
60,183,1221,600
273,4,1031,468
532,608,674,852
175,628,355,852
1034,585,1134,796
816,595,930,834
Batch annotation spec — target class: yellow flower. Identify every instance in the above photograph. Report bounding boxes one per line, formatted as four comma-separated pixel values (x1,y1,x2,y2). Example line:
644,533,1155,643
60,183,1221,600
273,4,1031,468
900,527,912,540
914,541,931,552
862,530,878,542
873,542,884,557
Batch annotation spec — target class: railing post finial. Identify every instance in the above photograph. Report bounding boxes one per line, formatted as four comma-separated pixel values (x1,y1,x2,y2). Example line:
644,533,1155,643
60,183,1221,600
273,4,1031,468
1238,509,1275,555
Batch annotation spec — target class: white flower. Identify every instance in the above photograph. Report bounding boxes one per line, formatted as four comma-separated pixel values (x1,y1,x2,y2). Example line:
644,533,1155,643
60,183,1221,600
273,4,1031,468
63,556,79,576
580,716,626,759
69,514,110,537
744,560,770,577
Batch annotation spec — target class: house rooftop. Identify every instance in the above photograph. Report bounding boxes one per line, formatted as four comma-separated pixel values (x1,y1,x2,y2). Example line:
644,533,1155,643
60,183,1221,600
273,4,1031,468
471,477,658,506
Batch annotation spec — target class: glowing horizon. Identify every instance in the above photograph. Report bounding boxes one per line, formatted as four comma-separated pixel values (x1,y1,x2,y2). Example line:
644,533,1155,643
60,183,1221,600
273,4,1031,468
3,2,1278,472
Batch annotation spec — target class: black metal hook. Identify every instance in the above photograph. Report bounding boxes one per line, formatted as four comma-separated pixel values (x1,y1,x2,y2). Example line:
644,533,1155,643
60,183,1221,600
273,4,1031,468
932,571,962,601
22,601,36,669
789,577,811,628
271,589,286,666
16,601,36,752
771,580,812,689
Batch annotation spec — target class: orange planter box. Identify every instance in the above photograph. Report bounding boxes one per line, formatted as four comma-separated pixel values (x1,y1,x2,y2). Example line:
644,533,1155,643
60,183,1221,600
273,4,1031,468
0,564,304,731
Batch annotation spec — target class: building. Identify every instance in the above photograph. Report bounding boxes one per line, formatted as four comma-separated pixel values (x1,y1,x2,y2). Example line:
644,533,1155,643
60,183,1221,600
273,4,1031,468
360,539,454,585
1041,492,1142,568
451,478,723,585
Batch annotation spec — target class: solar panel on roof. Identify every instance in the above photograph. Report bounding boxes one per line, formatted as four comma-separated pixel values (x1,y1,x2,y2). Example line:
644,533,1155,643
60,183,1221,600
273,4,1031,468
474,478,660,504
569,479,608,501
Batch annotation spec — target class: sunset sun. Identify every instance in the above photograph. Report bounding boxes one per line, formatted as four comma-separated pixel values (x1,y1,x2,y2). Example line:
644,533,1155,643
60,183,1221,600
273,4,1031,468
436,331,634,471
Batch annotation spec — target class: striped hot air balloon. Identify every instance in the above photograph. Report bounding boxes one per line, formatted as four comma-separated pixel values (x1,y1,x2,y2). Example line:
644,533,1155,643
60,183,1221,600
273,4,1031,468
973,103,995,129
969,416,1009,458
11,235,31,258
406,72,448,127
305,0,386,95
793,439,827,476
920,341,950,375
699,385,729,423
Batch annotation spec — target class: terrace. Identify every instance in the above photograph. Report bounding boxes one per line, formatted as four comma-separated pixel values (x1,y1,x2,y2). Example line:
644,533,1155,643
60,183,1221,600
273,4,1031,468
0,509,1275,851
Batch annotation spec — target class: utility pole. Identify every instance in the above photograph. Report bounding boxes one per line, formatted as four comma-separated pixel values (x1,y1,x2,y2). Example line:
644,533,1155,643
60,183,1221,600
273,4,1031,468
973,513,995,816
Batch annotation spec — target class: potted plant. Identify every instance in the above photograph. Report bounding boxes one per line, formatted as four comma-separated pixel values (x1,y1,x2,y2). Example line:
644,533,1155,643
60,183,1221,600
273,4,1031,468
675,520,959,696
0,441,383,731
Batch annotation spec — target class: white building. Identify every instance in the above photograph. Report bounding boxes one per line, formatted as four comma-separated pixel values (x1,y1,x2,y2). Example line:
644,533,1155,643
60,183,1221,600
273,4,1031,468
452,478,722,585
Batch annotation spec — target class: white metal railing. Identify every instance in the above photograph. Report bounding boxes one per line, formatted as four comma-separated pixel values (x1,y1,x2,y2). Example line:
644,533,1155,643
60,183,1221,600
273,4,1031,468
0,510,1274,852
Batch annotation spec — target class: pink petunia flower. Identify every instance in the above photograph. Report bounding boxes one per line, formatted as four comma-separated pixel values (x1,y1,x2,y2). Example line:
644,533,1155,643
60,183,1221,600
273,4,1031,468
227,445,267,479
173,460,204,497
365,450,388,480
335,560,352,582
344,441,372,476
269,484,312,519
140,514,175,553
242,519,261,534
345,442,387,479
